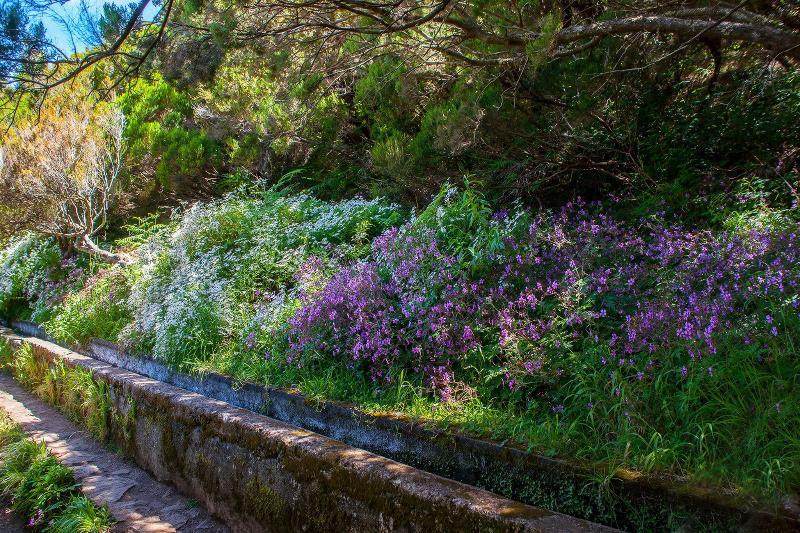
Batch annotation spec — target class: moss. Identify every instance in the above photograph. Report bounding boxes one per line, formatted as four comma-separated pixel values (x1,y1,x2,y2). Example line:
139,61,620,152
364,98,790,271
111,395,137,453
243,478,288,523
396,448,459,480
475,462,741,532
159,417,182,473
194,451,215,489
282,445,549,532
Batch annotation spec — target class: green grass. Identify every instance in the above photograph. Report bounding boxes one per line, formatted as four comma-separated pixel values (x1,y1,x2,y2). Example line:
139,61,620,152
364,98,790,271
1,342,112,444
47,496,115,533
43,267,137,347
0,409,114,531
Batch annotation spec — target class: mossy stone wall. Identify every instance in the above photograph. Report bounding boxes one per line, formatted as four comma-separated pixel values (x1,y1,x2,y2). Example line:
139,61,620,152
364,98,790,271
0,327,611,532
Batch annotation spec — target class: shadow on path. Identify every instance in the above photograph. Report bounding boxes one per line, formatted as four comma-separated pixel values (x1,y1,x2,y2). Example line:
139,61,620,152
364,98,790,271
0,373,228,533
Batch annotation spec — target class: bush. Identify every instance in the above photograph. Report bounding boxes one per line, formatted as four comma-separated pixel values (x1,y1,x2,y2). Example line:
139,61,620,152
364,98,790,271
120,189,405,370
3,183,799,500
12,455,76,523
287,185,800,497
118,75,222,192
44,267,137,346
0,234,63,320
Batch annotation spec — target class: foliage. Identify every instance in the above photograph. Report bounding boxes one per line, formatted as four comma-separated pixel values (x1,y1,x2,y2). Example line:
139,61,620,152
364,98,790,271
44,267,137,346
46,495,114,533
11,455,76,524
0,0,47,82
286,185,800,499
119,189,405,370
3,183,800,506
0,233,67,321
0,97,128,262
0,409,113,531
117,75,222,194
2,343,112,442
636,70,800,218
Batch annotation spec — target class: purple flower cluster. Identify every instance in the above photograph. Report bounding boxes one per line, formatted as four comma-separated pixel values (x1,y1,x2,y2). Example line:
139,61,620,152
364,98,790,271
287,199,800,400
289,228,481,399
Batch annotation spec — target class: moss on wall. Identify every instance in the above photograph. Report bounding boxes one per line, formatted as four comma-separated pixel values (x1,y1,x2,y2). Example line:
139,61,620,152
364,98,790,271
1,330,775,532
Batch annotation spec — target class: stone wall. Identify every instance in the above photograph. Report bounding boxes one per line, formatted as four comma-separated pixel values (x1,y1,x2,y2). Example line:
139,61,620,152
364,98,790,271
7,320,791,531
0,326,612,532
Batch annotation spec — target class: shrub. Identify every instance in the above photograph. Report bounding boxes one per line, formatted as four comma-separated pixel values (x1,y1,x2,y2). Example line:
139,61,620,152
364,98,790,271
118,75,222,192
287,185,800,496
3,182,799,499
0,233,62,320
44,267,137,346
12,455,76,524
370,132,414,179
120,190,405,370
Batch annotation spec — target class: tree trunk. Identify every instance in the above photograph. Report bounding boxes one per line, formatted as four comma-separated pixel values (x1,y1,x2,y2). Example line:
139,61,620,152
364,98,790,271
556,16,800,59
77,235,131,266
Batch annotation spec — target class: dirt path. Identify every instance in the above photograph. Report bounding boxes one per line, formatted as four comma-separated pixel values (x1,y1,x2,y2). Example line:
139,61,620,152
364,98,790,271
0,373,228,533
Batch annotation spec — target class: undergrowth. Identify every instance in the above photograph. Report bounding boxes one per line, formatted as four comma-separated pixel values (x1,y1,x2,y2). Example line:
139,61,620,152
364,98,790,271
0,409,114,532
1,185,799,524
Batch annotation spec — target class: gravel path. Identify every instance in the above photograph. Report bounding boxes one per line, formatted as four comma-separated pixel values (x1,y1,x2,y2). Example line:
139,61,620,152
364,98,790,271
0,373,228,533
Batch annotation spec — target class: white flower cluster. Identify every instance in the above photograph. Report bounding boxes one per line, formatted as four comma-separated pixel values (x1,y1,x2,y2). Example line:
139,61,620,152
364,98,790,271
120,192,404,366
121,201,234,362
0,233,60,313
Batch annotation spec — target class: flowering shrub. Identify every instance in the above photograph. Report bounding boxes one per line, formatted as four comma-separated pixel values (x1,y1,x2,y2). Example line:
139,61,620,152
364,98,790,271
286,187,800,495
120,190,404,368
2,186,799,498
0,233,82,322
290,187,800,394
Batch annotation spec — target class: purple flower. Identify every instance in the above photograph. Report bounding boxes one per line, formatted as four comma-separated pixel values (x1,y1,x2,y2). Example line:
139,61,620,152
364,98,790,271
244,332,257,350
28,509,44,527
462,325,474,342
280,197,800,403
